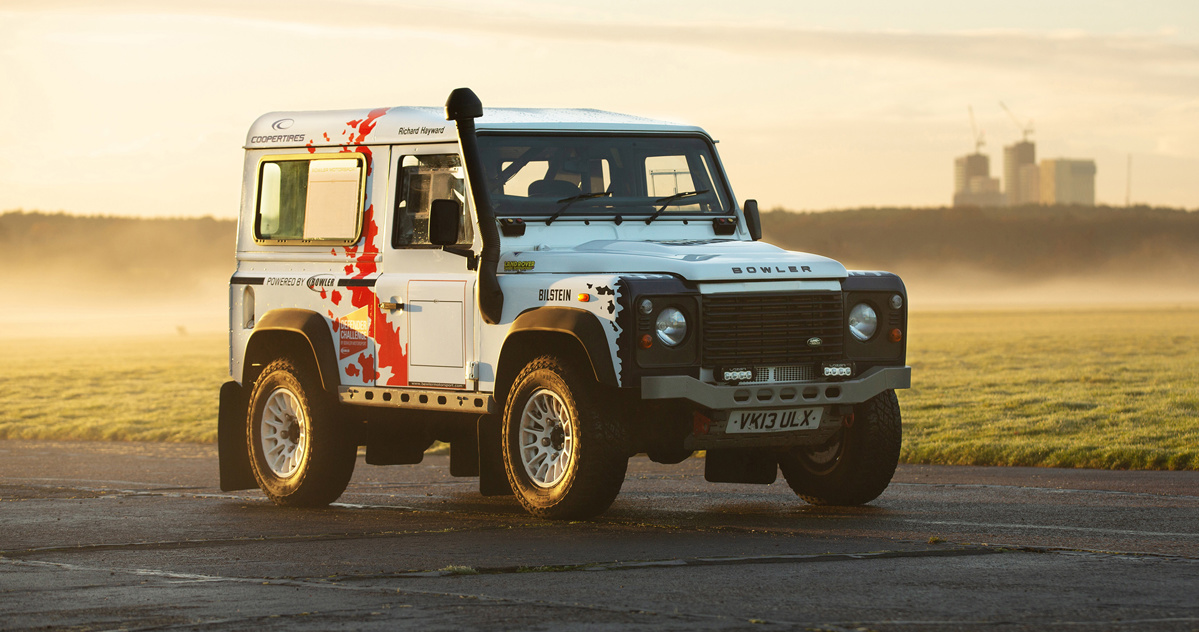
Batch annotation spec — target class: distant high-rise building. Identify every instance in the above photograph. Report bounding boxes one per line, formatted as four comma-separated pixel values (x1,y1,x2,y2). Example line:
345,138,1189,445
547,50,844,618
1040,159,1097,206
1003,141,1036,205
954,153,988,195
954,153,1003,207
1017,163,1041,204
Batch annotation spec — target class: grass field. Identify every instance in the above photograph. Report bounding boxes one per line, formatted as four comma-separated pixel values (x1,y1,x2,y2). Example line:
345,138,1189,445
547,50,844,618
1,308,1196,469
903,307,1199,470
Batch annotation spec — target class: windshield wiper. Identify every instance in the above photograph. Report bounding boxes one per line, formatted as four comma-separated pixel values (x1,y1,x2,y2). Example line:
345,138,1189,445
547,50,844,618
644,190,709,225
545,191,612,225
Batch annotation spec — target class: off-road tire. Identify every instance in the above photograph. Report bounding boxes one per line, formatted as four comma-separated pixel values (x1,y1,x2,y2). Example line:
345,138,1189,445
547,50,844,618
247,358,356,507
502,355,628,519
778,389,902,506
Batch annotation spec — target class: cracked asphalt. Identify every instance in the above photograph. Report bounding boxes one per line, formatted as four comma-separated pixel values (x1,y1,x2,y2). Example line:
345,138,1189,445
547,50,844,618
1,440,1197,631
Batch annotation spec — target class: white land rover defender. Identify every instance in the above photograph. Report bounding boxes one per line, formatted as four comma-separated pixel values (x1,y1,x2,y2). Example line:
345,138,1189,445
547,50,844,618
219,88,911,519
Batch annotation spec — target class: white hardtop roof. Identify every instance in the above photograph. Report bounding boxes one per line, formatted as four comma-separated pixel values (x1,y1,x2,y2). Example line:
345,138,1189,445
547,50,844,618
245,106,708,150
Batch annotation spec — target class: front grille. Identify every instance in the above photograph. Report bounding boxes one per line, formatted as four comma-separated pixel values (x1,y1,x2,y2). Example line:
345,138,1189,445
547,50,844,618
740,365,818,384
702,292,843,366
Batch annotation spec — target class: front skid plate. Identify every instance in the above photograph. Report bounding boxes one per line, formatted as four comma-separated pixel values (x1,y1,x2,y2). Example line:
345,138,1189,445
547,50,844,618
640,366,911,410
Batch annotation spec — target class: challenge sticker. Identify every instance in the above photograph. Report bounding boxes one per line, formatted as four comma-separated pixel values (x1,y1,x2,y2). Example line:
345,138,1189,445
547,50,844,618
338,306,371,360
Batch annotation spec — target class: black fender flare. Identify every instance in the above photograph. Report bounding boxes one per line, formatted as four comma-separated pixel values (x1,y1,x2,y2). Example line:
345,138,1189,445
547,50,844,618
243,308,340,393
503,306,619,388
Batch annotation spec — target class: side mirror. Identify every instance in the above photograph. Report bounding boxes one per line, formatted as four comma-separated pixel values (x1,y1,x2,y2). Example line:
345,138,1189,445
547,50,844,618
429,199,461,245
743,199,762,241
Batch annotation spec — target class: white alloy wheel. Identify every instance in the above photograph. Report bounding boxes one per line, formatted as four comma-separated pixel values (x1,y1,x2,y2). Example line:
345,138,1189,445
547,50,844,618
519,388,574,488
259,386,308,478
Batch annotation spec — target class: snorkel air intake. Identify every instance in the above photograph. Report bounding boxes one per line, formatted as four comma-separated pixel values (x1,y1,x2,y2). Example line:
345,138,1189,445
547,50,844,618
446,87,503,325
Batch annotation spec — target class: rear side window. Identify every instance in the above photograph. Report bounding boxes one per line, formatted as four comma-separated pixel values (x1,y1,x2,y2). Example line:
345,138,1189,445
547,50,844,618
256,154,366,243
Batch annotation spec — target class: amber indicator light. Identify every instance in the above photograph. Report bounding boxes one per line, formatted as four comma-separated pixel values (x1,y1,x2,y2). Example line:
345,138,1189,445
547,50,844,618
639,334,653,349
890,328,903,342
577,293,591,302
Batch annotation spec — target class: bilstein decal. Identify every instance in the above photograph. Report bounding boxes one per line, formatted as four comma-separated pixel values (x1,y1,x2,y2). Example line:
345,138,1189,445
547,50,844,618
539,288,572,301
338,306,371,360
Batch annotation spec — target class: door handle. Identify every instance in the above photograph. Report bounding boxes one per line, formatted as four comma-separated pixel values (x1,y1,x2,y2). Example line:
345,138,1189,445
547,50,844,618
379,301,404,311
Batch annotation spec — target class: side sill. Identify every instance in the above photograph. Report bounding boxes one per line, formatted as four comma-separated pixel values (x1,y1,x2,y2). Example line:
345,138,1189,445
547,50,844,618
340,386,497,414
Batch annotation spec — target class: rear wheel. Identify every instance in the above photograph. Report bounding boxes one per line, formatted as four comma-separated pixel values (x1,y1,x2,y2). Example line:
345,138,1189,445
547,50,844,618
778,390,902,506
502,355,628,519
247,358,356,507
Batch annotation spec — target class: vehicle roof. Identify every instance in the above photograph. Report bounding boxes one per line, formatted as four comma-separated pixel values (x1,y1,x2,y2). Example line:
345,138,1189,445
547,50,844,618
245,106,708,150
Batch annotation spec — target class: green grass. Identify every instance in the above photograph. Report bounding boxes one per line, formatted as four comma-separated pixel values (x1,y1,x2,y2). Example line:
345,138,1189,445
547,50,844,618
0,334,225,442
1,308,1196,470
902,307,1199,470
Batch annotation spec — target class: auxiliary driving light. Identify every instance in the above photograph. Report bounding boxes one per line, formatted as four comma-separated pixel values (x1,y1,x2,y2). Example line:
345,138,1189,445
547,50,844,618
721,368,754,382
822,362,854,378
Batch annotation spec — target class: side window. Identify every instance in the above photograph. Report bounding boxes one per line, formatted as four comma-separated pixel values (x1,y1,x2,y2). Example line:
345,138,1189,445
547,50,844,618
256,154,364,243
393,154,471,247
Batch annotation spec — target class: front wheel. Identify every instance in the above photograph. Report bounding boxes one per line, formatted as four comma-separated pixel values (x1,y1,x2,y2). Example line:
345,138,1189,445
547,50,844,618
502,355,628,519
247,358,356,507
778,389,902,506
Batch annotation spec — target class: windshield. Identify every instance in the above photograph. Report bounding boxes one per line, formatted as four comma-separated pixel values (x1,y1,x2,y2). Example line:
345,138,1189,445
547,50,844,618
477,134,731,218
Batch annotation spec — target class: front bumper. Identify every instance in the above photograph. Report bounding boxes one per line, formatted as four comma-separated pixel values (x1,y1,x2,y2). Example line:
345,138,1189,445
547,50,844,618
639,366,911,411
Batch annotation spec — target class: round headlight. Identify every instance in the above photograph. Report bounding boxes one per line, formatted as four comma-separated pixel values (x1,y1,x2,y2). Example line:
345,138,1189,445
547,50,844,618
655,307,688,347
848,303,878,341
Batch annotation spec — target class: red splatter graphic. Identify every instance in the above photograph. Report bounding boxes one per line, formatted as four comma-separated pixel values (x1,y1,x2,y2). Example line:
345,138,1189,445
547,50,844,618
305,140,316,154
307,108,394,386
356,353,377,382
376,309,408,386
357,108,388,141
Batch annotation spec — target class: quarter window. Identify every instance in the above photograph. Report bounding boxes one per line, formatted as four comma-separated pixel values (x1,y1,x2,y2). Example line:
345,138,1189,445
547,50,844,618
256,155,364,243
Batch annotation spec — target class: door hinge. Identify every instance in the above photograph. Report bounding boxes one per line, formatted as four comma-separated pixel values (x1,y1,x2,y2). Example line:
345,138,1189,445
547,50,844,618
466,361,479,381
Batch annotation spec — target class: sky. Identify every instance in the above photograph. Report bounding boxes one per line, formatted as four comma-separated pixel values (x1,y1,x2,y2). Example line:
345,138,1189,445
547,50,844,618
1,0,1197,218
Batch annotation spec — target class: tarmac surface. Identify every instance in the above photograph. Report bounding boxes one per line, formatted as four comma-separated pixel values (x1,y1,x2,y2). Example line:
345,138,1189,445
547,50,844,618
1,439,1197,631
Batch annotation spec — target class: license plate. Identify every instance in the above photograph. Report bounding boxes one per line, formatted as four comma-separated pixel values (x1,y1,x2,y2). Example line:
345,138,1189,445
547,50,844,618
726,407,824,434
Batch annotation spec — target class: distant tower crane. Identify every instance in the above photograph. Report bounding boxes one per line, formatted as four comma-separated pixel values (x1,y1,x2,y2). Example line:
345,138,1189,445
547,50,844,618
1000,101,1034,141
968,105,986,153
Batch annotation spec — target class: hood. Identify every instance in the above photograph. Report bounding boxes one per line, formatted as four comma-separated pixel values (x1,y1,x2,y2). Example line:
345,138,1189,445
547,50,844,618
500,239,847,282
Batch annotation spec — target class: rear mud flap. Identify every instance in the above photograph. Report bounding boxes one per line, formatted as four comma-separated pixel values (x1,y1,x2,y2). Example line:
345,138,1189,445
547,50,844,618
218,381,256,491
